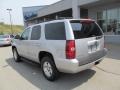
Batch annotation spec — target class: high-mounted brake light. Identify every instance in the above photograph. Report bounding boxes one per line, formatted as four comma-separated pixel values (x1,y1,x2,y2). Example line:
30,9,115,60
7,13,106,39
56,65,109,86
66,40,76,59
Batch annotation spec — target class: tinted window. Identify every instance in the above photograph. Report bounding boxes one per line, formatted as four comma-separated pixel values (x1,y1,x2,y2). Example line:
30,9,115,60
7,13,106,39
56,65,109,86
21,28,30,40
70,20,103,39
45,22,66,40
10,35,14,38
31,25,41,40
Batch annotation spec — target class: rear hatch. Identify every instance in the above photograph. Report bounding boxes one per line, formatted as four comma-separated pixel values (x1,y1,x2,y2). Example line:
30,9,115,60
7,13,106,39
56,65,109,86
70,20,105,65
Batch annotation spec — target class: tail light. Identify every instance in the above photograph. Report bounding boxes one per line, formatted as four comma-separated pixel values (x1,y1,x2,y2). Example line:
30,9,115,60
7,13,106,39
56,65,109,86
66,40,76,59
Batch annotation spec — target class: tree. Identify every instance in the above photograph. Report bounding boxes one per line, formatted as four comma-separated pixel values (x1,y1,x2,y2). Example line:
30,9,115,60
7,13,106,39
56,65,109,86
0,32,4,35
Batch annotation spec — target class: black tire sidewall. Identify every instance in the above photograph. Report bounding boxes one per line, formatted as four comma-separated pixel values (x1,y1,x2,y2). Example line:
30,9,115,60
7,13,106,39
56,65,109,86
41,56,59,81
13,48,20,62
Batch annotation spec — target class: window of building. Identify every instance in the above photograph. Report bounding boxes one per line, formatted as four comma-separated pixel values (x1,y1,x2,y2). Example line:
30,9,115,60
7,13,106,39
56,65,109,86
97,11,107,33
97,8,120,35
45,22,66,40
31,25,41,40
80,8,88,18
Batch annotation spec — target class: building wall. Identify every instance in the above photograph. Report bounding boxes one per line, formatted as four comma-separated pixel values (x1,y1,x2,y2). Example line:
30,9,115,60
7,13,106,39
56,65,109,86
78,0,99,6
38,0,73,17
72,0,80,18
105,36,120,44
37,0,99,18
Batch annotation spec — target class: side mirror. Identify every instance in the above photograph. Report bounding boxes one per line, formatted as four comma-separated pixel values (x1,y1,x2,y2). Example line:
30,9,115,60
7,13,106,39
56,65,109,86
14,35,21,39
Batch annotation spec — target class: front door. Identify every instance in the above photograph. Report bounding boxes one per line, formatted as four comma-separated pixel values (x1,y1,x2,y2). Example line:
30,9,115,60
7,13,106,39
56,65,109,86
17,28,31,58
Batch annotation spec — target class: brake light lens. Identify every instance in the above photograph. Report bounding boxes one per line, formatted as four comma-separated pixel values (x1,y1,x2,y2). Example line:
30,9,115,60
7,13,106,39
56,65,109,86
66,40,76,59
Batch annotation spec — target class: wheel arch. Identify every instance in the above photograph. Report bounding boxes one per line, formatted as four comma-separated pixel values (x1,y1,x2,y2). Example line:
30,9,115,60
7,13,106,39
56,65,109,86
12,46,16,51
38,51,55,63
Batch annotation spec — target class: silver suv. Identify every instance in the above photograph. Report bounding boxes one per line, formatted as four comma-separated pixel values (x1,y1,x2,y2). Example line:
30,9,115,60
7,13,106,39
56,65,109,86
12,19,107,81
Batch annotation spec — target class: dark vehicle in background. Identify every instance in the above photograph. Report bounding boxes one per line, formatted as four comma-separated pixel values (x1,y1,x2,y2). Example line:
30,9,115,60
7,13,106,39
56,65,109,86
0,35,14,46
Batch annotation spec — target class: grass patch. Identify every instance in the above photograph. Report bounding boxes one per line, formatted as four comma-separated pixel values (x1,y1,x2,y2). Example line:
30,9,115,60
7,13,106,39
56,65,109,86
0,23,23,35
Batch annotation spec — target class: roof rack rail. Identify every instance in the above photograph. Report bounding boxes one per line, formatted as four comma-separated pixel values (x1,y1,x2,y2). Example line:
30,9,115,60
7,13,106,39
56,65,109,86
39,17,73,23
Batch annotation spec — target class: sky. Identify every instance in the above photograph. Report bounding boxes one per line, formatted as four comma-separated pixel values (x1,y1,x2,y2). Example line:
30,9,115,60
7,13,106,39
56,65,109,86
0,0,60,25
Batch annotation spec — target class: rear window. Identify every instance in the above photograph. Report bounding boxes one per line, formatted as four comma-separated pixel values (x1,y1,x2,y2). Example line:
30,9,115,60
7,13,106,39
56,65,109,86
45,22,66,40
70,20,103,39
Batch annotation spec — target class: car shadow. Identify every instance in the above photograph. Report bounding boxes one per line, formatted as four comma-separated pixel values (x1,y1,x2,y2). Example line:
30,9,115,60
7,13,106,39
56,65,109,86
6,58,96,90
0,45,11,48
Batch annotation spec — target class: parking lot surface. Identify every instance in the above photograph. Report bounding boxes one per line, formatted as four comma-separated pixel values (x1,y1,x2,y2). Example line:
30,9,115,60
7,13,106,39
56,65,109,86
0,44,120,90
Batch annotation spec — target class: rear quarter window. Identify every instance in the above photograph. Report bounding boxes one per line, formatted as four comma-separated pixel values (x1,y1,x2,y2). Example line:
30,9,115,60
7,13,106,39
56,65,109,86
45,22,66,40
70,20,103,39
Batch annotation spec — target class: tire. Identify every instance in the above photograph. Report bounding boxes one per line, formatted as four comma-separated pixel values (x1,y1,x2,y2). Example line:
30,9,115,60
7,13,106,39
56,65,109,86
13,48,21,62
41,56,59,81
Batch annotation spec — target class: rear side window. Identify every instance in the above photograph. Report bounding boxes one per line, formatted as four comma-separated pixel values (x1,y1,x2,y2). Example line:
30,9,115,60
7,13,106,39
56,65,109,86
70,20,103,39
31,25,41,40
45,22,66,40
10,35,14,38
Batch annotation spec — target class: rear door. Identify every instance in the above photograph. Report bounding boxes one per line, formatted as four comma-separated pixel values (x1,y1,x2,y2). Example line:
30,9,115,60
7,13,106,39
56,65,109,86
27,25,42,62
44,22,66,59
70,20,104,65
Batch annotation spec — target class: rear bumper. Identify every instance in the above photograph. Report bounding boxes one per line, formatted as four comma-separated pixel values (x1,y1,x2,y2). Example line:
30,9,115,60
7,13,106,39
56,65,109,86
56,48,107,73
